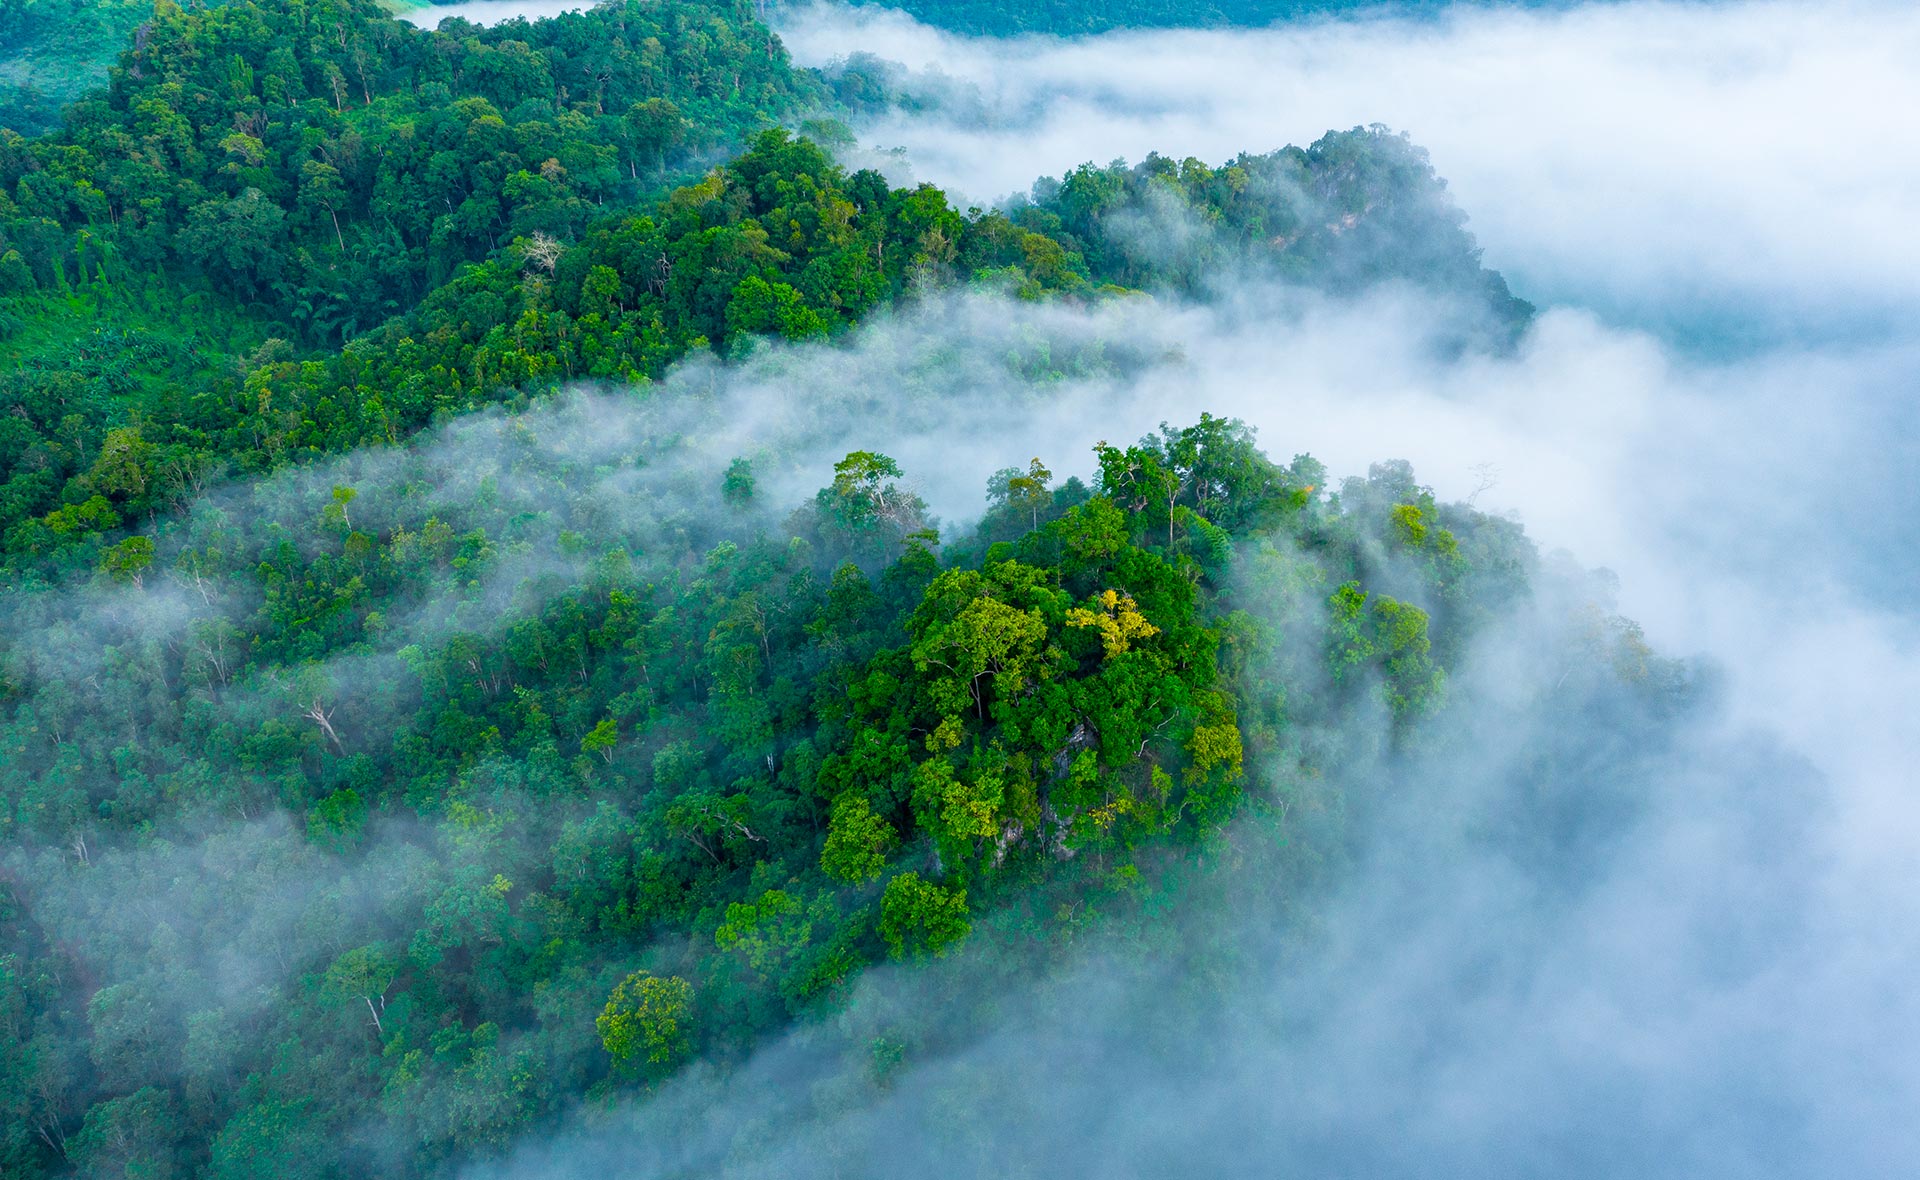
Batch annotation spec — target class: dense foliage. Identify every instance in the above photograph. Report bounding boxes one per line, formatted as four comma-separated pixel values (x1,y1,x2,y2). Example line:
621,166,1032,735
0,0,823,575
0,4,1654,1178
1014,132,1533,322
0,0,822,336
0,359,1671,1174
0,117,1522,585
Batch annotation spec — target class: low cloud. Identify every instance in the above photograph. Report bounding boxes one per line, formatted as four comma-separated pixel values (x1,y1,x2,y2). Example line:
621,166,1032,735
781,0,1920,343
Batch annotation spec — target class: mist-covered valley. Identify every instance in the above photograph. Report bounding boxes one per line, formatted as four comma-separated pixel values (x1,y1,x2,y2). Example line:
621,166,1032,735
2,1,1916,1177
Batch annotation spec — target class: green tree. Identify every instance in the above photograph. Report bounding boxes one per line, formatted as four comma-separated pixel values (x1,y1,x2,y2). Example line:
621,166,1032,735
100,537,155,588
879,872,971,960
70,1087,186,1180
725,275,829,346
321,486,357,531
597,972,694,1074
722,458,757,506
714,889,816,976
321,944,399,1037
1006,457,1053,529
178,189,287,300
625,98,686,178
820,792,898,884
581,718,619,763
206,1100,330,1180
86,428,154,501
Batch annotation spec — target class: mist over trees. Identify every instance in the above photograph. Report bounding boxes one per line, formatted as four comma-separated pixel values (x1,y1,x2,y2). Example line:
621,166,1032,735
0,0,1839,1178
1,341,1678,1174
0,104,1522,584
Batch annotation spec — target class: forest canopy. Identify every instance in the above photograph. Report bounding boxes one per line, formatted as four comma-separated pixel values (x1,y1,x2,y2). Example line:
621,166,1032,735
1,367,1684,1175
0,3,1662,1179
0,96,1525,580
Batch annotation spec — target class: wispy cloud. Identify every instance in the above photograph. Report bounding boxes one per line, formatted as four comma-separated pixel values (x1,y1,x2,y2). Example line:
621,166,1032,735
783,0,1920,343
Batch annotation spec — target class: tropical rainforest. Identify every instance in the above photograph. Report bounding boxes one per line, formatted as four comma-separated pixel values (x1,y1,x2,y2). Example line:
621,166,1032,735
0,1,1702,1178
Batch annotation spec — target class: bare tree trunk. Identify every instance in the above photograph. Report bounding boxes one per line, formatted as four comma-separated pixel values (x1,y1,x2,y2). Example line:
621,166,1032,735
305,701,346,753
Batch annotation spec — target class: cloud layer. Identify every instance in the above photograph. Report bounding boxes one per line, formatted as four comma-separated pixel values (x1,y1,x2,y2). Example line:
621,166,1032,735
780,0,1920,344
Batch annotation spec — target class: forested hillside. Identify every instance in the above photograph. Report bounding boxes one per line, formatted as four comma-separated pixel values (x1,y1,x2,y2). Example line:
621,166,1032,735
0,112,1525,583
0,3,1651,1179
0,0,824,570
1015,135,1531,317
0,0,822,339
1,362,1682,1175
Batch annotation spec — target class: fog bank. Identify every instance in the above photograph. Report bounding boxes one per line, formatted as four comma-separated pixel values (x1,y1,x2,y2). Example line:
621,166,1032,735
781,0,1920,346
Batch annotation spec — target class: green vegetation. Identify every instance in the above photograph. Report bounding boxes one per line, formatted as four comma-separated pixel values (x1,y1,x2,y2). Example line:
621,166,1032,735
0,387,1522,1176
0,0,821,337
0,359,1684,1173
0,3,1645,1178
1,114,1523,581
1015,134,1533,322
0,0,825,570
